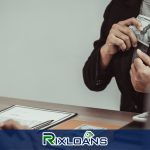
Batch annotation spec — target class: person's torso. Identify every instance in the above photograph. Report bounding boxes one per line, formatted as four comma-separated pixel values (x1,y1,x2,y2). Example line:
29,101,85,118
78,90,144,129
106,0,146,112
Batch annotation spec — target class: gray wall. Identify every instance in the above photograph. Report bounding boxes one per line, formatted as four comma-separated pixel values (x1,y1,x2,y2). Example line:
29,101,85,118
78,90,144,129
0,0,120,110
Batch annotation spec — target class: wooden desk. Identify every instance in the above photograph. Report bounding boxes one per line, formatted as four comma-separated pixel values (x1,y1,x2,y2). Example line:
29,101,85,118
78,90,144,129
0,97,137,129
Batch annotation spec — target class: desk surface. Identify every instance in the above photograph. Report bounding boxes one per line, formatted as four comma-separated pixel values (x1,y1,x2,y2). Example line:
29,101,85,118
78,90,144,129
0,97,138,129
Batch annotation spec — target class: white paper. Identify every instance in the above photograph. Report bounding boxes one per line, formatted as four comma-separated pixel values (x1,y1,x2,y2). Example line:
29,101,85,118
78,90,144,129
0,105,75,128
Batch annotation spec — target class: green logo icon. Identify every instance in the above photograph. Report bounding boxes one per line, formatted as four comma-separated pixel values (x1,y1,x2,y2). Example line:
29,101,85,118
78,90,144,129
42,132,56,146
83,131,95,139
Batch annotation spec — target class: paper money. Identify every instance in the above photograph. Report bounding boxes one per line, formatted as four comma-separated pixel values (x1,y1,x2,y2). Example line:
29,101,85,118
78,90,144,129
130,15,150,62
130,15,150,47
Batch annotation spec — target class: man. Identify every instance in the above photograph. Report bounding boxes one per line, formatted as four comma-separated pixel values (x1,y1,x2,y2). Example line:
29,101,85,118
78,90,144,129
83,0,150,112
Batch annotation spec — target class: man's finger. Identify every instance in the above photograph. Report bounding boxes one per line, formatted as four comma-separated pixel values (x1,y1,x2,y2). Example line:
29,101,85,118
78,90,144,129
133,58,145,70
130,69,132,78
137,49,150,66
131,64,137,75
109,34,126,50
130,65,137,82
119,17,142,30
117,25,137,47
130,69,134,86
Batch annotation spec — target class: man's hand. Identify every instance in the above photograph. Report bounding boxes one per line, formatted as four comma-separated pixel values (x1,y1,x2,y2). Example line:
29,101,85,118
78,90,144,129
103,17,142,54
0,120,29,130
100,17,142,69
130,49,150,93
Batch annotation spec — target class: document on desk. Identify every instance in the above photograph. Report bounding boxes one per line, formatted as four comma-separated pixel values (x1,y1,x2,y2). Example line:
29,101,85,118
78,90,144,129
0,105,77,129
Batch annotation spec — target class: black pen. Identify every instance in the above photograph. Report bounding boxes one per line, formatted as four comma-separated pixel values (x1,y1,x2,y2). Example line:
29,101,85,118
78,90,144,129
32,120,54,130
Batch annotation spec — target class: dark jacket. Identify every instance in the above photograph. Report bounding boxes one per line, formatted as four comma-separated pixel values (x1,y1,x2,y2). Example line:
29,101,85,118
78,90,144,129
83,0,147,113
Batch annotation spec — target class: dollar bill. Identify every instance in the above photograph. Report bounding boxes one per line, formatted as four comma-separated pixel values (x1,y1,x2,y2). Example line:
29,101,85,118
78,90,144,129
130,14,150,47
130,15,150,62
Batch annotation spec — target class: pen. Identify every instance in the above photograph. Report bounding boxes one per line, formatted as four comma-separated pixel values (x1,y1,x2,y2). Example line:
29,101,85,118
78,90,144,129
32,120,54,130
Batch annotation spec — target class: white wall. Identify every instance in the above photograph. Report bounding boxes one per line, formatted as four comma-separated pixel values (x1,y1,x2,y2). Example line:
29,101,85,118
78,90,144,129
0,0,120,110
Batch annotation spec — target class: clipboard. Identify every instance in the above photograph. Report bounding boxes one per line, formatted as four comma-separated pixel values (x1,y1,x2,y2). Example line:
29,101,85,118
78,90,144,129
0,105,77,129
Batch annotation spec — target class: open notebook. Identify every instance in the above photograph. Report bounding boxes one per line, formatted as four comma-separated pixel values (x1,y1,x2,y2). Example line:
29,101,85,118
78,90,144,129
0,105,77,129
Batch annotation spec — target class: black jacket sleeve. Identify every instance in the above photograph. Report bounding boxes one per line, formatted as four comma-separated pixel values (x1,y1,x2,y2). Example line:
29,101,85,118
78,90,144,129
83,0,115,91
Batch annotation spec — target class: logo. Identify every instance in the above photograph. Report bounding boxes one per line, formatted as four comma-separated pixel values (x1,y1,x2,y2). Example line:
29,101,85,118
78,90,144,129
42,131,108,146
83,131,95,139
42,132,56,146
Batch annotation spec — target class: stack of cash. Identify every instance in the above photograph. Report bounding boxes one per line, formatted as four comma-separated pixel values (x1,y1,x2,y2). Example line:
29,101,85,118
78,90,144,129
130,15,150,47
130,15,150,61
